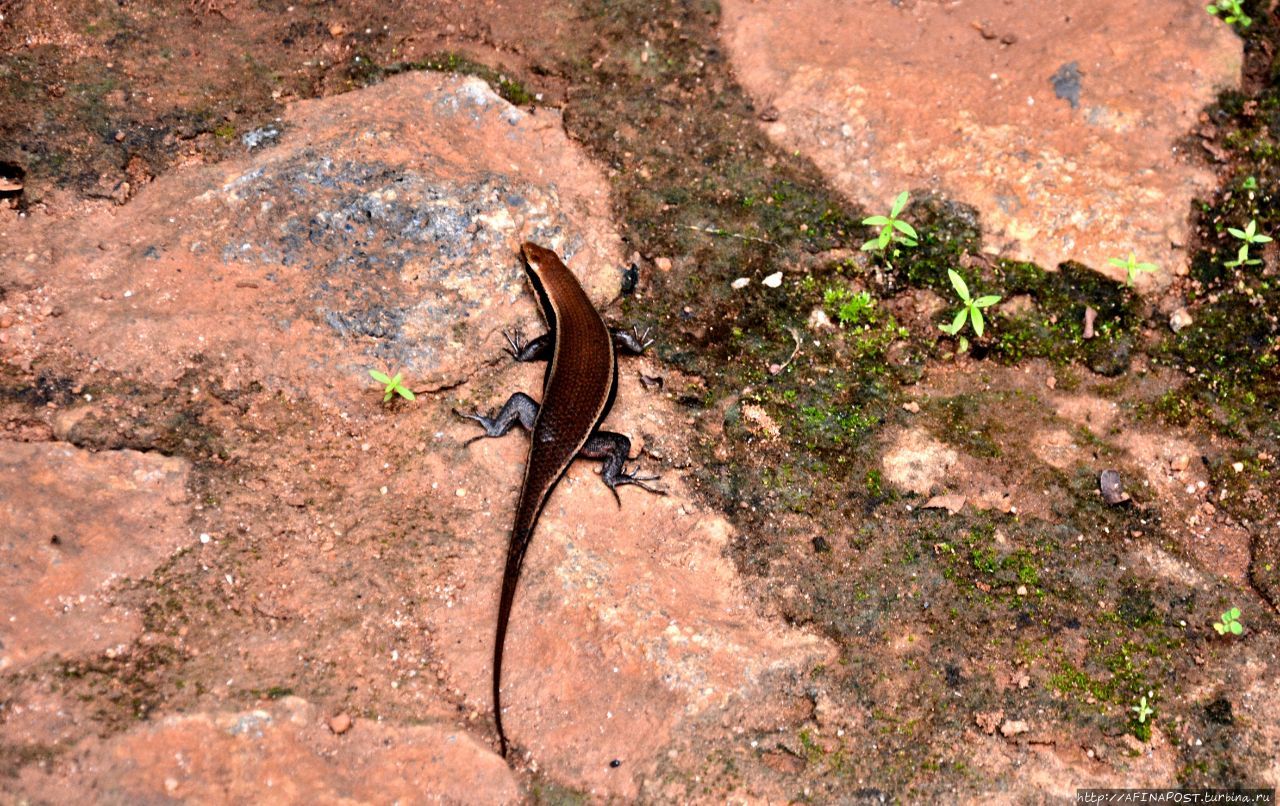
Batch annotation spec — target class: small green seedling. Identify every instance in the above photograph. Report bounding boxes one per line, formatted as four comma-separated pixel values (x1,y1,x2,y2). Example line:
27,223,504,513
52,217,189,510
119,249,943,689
369,369,416,403
1214,607,1243,636
824,287,875,327
939,269,1000,351
1206,0,1252,28
1108,252,1157,288
1224,219,1272,267
1224,244,1254,269
1131,694,1154,724
861,191,918,252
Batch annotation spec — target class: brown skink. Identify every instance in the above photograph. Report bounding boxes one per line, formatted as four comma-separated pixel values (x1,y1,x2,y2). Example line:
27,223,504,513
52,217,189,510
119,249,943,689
458,241,661,757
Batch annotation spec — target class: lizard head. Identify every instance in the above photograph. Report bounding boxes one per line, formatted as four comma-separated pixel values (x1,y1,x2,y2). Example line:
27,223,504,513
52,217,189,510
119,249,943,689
519,241,558,275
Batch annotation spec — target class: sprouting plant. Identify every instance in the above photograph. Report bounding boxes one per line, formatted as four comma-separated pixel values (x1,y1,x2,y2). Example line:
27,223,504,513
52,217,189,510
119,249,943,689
369,369,416,403
1224,244,1254,269
938,269,1000,351
1224,219,1272,267
1214,607,1243,636
1206,0,1252,28
1241,176,1258,191
824,287,876,327
1108,252,1157,288
861,191,918,252
1131,693,1154,724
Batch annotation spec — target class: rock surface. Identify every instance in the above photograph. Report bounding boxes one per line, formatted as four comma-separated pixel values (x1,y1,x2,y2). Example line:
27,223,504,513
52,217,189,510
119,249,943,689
9,72,622,399
13,697,520,804
0,441,189,671
0,71,830,801
721,0,1241,281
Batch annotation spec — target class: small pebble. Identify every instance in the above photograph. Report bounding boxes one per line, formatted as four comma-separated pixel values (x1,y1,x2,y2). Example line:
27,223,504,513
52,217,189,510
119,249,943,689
328,713,352,735
762,272,783,288
654,256,672,272
1170,308,1193,333
1099,470,1129,505
731,277,750,289
902,401,920,413
1082,305,1097,339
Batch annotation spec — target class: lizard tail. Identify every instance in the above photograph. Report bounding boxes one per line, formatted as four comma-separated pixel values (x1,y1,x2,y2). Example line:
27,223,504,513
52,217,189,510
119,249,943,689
494,525,533,758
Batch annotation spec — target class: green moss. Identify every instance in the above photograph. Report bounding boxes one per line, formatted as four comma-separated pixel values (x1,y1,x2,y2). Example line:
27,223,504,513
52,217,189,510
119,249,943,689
927,394,1003,458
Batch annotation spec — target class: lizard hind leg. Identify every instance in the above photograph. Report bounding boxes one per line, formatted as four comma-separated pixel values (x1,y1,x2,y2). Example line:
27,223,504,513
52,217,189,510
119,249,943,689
453,392,540,447
580,430,667,506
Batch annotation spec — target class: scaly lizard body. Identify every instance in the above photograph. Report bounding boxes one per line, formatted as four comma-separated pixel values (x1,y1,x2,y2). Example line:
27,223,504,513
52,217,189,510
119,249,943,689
458,242,662,757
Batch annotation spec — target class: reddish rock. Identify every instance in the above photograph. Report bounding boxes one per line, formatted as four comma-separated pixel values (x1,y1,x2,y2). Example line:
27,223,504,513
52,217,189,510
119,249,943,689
0,441,189,671
327,712,352,735
6,72,622,402
0,71,831,802
13,698,519,804
722,0,1241,282
439,389,831,796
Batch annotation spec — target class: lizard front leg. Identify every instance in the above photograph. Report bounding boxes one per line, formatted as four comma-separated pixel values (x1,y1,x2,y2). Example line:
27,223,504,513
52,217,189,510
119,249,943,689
503,326,653,363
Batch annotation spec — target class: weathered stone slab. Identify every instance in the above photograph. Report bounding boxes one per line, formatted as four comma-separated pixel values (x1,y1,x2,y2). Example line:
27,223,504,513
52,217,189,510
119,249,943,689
0,441,189,671
723,0,1241,282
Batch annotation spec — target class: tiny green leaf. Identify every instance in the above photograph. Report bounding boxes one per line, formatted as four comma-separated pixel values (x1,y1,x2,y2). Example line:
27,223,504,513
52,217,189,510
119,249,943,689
890,190,910,218
862,215,891,227
947,269,970,302
971,307,985,338
1229,621,1242,635
973,295,1001,308
369,369,392,384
